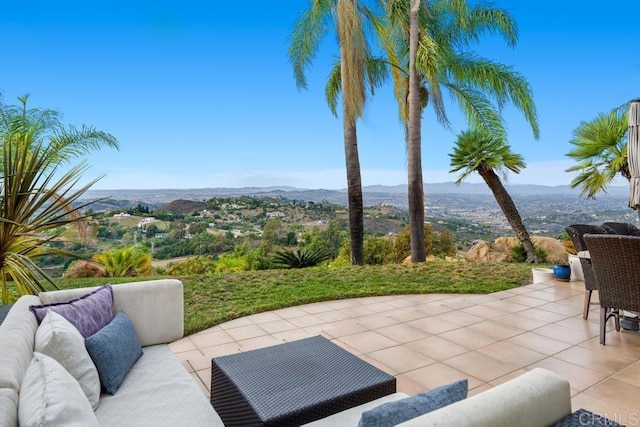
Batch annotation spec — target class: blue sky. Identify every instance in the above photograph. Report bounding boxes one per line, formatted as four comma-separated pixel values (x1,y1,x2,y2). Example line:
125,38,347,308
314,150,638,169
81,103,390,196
1,1,639,190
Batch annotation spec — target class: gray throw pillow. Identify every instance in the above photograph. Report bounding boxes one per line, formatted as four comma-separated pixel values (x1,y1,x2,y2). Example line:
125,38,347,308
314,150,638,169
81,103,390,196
85,310,143,395
30,285,114,338
358,379,468,427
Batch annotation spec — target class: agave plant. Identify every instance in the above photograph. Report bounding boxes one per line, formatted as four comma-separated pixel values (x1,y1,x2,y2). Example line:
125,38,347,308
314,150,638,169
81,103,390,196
271,247,331,269
92,246,153,277
0,141,102,303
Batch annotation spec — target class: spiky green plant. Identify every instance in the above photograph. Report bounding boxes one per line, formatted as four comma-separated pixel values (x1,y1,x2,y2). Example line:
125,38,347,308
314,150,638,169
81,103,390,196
0,142,102,303
92,246,153,277
271,247,331,269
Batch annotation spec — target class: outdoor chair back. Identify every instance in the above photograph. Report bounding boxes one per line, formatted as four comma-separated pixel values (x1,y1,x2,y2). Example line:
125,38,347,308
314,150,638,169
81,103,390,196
564,224,609,319
584,234,640,345
600,222,640,236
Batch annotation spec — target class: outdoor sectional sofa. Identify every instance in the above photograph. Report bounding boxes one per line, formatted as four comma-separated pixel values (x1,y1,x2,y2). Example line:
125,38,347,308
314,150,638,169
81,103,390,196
0,279,223,426
0,278,601,426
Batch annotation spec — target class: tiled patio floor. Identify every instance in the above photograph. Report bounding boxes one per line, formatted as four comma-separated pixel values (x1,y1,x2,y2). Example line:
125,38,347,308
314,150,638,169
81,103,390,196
170,278,640,425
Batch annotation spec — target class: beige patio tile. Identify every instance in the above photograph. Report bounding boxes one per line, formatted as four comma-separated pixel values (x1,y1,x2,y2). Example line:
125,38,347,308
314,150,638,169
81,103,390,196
406,315,462,335
579,378,640,422
238,335,283,351
488,369,530,386
190,330,234,349
406,362,483,390
494,312,549,331
191,372,210,398
368,345,435,374
528,357,608,391
406,335,470,361
468,383,493,397
321,321,368,338
224,324,268,341
476,341,546,367
299,302,335,314
356,354,397,376
413,303,452,316
181,360,194,373
570,392,636,427
396,374,428,395
195,368,212,393
168,336,197,353
433,311,485,327
217,316,253,330
245,311,283,324
481,299,529,313
554,346,637,375
286,314,325,328
313,309,352,323
499,295,548,308
506,331,573,356
515,307,567,324
362,302,398,313
532,323,595,345
375,323,430,344
187,355,214,371
172,349,203,362
386,309,430,323
272,306,309,319
329,339,363,356
554,316,601,335
355,313,399,330
336,330,399,354
460,304,509,320
444,351,521,383
386,298,421,309
537,301,583,317
271,329,314,343
612,362,640,387
200,342,241,359
466,319,525,341
339,305,376,317
439,327,498,350
258,319,298,334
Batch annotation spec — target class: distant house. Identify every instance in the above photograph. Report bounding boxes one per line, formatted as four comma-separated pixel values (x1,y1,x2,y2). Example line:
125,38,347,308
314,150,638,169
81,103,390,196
113,212,131,217
266,211,285,218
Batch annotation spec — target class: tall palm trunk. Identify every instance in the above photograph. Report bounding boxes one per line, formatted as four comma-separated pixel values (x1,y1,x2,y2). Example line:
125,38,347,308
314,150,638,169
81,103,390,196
338,0,365,265
407,0,425,262
478,167,541,263
343,118,364,264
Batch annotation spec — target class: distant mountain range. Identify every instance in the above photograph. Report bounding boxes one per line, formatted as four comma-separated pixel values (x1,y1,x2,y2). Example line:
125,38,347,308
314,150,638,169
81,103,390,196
79,182,629,210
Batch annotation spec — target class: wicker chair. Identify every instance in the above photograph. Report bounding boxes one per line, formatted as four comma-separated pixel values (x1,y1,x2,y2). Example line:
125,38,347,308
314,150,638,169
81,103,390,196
583,234,640,345
564,224,609,319
600,221,640,236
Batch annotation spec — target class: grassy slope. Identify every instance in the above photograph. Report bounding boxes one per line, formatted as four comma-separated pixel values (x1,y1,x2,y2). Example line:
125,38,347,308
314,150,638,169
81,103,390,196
57,262,538,335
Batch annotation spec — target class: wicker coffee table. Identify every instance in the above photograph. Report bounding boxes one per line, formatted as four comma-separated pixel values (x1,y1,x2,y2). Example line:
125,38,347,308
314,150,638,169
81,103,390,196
210,335,396,426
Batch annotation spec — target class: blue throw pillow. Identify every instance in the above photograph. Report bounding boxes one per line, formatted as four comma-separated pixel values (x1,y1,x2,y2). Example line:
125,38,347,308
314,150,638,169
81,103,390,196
358,379,468,427
85,311,143,395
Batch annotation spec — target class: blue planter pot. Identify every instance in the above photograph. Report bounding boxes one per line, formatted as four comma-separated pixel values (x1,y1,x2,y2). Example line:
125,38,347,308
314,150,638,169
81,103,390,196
553,264,571,281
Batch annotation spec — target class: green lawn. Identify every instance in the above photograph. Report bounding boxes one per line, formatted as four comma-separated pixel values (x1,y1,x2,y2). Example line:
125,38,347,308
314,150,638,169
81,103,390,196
56,262,539,335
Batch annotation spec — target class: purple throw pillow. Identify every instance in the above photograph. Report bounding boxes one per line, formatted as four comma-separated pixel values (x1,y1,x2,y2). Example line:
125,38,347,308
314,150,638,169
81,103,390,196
30,285,114,338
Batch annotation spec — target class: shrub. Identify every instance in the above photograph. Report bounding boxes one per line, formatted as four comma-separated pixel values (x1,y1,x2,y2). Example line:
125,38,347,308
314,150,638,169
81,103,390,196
510,243,547,263
215,254,249,273
271,247,331,269
92,246,153,277
364,237,394,265
167,256,217,275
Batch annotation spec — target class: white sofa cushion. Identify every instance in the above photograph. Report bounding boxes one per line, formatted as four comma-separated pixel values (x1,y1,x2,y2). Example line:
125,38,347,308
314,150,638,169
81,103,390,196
39,279,184,346
397,368,571,427
35,310,101,409
95,344,223,427
18,352,99,427
304,393,409,426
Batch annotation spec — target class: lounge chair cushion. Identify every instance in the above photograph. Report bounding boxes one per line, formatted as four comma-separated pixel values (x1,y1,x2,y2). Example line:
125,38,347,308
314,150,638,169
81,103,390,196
30,285,114,338
358,379,468,427
18,352,98,427
35,310,101,409
85,311,143,394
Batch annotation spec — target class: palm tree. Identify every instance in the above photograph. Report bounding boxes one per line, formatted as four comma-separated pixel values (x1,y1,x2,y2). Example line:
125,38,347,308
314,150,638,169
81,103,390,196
93,246,153,277
566,105,628,199
0,96,119,303
289,0,385,265
381,0,540,262
0,141,103,303
450,129,542,263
